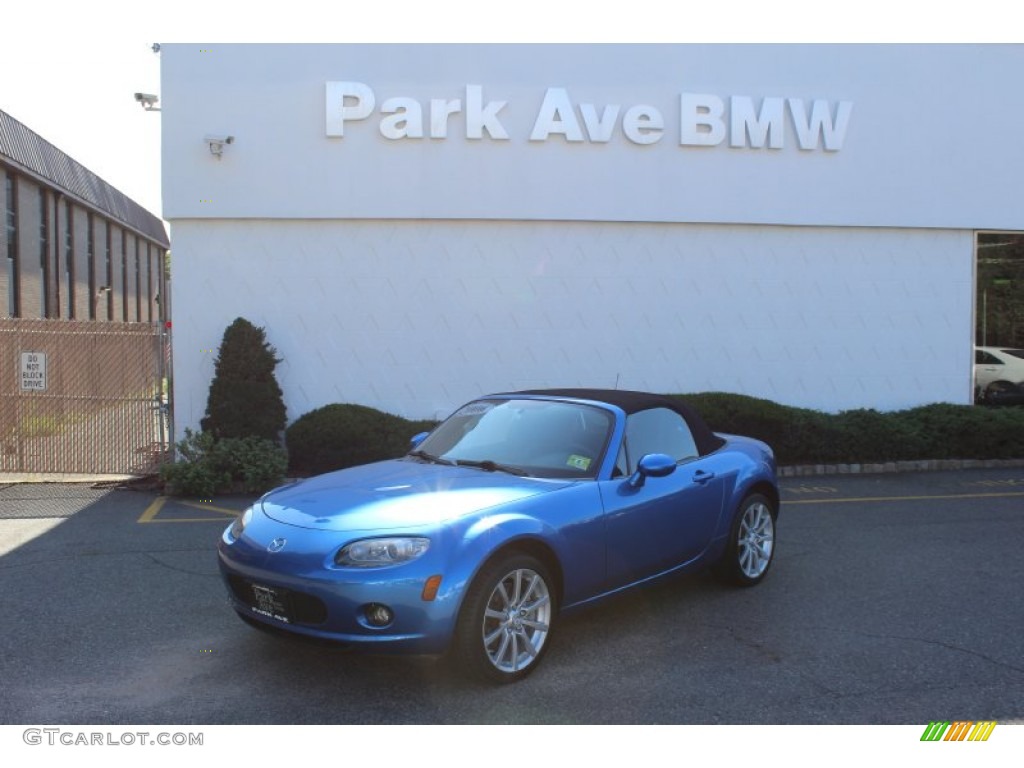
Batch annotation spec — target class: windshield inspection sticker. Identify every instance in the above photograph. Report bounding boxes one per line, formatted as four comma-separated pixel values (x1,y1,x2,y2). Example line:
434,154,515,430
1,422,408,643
567,455,592,471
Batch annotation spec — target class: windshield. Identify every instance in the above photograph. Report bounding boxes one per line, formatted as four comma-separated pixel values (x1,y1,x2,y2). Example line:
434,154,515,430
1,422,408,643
415,398,614,479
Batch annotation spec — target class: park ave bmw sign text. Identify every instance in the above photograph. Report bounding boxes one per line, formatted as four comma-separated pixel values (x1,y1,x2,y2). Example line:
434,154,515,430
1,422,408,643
326,82,853,151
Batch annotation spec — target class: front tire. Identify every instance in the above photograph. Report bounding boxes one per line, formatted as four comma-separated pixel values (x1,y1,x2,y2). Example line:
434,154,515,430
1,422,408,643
715,493,776,587
455,553,556,683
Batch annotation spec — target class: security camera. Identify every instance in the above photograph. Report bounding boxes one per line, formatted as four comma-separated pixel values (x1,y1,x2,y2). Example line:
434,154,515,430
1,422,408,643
134,93,160,111
204,135,235,159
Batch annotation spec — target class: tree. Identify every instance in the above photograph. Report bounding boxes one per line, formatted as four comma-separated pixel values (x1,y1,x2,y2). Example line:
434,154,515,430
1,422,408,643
201,317,287,442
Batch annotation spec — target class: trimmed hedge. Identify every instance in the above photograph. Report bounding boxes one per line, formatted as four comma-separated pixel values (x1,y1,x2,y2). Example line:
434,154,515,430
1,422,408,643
284,394,1024,476
286,404,437,476
675,393,1024,465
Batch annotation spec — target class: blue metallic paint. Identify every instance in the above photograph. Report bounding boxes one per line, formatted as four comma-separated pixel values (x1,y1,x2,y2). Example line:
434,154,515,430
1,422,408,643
218,393,778,659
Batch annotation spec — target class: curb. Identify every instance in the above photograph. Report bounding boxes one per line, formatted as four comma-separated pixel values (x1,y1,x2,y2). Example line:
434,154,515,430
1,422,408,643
0,473,140,485
778,458,1024,477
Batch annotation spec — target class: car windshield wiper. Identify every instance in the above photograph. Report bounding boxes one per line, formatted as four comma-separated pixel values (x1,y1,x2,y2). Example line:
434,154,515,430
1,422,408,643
407,449,455,466
454,459,529,476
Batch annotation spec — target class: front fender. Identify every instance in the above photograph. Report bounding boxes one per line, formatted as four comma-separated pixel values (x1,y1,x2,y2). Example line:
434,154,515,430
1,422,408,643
433,482,606,625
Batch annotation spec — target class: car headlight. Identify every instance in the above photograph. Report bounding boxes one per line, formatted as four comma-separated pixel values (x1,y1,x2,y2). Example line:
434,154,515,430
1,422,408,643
229,506,253,540
335,537,430,567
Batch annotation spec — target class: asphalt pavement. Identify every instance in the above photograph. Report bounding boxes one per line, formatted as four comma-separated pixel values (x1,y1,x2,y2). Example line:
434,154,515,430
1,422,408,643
0,468,1022,725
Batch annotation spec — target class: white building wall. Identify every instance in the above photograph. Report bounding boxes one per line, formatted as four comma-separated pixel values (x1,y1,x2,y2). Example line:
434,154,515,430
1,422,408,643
171,219,973,429
160,44,1019,429
161,44,1024,231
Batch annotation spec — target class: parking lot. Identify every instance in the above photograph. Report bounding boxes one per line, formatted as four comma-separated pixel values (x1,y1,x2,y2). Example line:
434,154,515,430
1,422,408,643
1,468,1022,725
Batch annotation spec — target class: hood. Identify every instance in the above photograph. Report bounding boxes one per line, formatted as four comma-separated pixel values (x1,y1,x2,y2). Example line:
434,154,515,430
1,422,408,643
260,459,570,532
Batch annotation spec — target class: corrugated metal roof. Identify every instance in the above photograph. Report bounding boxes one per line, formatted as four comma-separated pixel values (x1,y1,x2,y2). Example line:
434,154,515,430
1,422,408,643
0,108,168,247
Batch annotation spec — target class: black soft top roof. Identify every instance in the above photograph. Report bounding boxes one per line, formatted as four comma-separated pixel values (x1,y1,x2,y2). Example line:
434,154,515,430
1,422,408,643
505,388,725,456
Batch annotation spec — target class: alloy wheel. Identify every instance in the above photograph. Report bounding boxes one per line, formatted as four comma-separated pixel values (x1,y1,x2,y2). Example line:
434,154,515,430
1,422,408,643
737,500,775,579
481,568,552,674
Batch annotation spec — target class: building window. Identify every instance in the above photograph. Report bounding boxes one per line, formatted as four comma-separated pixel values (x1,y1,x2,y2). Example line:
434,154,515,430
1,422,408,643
121,230,128,322
976,232,1024,349
52,196,60,316
65,201,74,318
39,188,49,318
5,174,17,317
86,214,95,319
134,237,141,322
104,221,112,321
147,243,154,322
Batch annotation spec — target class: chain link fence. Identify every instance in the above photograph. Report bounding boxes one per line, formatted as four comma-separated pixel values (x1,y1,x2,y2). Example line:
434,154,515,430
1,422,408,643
1,319,170,475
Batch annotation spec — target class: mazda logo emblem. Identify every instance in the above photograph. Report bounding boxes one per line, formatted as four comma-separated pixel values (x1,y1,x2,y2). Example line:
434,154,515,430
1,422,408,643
267,538,287,553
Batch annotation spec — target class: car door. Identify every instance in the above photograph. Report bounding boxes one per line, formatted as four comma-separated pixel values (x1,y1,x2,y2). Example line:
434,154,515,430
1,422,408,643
599,407,727,590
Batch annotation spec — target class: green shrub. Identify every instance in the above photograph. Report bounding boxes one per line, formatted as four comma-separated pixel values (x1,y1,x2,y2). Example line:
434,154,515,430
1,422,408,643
160,429,228,496
829,408,926,463
676,392,1024,465
215,436,290,493
894,403,1024,460
161,428,287,496
282,394,1024,478
675,392,836,465
286,404,438,475
201,317,287,443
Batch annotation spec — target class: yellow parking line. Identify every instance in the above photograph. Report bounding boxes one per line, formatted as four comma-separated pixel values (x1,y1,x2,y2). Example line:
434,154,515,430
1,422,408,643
178,500,243,516
787,490,1024,505
147,517,236,523
138,496,167,523
138,496,244,523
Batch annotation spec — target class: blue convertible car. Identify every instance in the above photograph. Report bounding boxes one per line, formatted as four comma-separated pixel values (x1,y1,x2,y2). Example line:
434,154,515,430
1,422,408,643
219,389,779,683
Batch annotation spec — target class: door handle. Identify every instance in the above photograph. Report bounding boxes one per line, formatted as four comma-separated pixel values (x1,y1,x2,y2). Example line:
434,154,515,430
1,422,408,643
693,469,716,485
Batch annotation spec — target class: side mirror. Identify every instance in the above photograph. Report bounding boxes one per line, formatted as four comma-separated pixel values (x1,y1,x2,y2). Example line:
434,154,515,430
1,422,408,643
628,453,677,488
409,432,429,449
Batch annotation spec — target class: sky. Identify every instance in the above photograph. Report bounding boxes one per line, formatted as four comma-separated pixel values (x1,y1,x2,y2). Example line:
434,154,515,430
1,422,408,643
0,1,1015,224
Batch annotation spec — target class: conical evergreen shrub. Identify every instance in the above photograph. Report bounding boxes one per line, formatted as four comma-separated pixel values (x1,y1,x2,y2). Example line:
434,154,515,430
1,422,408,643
201,317,287,443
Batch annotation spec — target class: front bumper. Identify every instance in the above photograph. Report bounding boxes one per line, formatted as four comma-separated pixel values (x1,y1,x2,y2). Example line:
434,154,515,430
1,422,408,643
217,522,460,655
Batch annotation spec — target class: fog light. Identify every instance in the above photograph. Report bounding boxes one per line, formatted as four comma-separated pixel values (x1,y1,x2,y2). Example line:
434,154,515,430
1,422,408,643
364,603,394,627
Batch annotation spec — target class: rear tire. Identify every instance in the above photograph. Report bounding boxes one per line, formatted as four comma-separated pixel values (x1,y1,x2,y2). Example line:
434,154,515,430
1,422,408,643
454,553,556,683
984,381,1013,404
714,493,776,587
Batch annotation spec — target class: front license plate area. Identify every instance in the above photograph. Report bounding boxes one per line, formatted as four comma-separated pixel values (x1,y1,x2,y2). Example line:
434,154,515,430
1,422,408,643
250,583,293,624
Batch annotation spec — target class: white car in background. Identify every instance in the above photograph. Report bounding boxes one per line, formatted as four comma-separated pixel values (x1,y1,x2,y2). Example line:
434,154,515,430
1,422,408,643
975,347,1024,402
